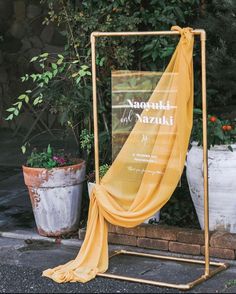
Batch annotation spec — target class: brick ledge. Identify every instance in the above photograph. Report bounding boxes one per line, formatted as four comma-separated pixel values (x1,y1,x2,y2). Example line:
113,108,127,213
78,224,236,260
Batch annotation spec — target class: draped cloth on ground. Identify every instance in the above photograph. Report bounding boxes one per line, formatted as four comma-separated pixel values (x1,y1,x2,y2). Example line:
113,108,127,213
42,26,194,283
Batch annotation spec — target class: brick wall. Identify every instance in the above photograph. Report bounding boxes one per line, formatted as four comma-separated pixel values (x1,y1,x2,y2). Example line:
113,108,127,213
79,224,236,260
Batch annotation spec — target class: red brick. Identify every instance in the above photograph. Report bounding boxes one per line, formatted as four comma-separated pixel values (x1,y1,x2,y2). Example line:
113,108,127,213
108,224,117,233
169,242,201,255
201,246,235,260
108,233,137,246
137,224,148,237
210,231,236,250
107,224,147,237
177,229,205,245
146,225,183,241
115,226,136,236
137,238,168,251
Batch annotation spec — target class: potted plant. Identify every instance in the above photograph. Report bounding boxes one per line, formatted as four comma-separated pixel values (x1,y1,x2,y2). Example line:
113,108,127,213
4,4,109,237
186,109,236,233
4,50,92,237
22,144,86,237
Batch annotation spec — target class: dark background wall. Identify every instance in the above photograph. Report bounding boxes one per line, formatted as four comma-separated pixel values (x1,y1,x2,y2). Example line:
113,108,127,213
0,0,65,126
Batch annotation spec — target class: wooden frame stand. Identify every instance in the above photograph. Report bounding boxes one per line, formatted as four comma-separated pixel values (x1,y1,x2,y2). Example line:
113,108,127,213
91,29,228,290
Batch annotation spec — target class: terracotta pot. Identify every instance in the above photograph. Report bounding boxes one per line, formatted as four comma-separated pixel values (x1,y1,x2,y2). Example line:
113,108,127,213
23,159,86,237
186,143,236,233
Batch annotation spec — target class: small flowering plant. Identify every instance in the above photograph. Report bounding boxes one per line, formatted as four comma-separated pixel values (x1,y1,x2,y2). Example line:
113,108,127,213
26,144,75,168
192,109,236,151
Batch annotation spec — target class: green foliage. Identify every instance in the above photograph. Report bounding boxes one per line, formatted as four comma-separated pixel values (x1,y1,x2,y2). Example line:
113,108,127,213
99,164,110,178
4,1,202,227
191,108,236,150
5,52,92,124
87,163,110,183
5,0,199,167
80,129,94,155
137,0,199,70
193,0,236,107
26,144,75,168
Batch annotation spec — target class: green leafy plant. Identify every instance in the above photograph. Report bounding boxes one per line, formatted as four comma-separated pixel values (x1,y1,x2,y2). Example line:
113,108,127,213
5,51,92,143
80,129,94,156
191,109,236,151
26,144,75,168
193,0,236,107
98,164,110,178
5,52,91,119
5,0,200,161
87,164,110,183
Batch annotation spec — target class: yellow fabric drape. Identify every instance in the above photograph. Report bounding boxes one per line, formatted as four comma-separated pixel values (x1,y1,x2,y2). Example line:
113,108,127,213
42,26,194,283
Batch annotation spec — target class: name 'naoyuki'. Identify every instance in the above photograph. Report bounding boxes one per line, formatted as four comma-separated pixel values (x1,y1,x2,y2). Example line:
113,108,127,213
127,99,172,110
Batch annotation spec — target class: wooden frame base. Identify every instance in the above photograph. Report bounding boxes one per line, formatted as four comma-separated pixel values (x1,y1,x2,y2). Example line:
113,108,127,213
97,250,228,290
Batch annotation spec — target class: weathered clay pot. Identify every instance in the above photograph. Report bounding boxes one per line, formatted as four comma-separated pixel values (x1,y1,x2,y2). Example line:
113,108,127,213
23,159,86,237
186,143,236,233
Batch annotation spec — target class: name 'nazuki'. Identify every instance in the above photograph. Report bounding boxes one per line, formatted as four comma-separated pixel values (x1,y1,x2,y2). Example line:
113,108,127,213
135,114,174,126
127,99,171,110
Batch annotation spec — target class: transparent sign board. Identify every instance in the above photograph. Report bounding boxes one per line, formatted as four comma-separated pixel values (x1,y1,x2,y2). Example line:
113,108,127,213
112,70,180,185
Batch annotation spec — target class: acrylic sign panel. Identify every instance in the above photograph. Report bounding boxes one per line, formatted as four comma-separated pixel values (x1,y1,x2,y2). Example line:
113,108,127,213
112,70,180,184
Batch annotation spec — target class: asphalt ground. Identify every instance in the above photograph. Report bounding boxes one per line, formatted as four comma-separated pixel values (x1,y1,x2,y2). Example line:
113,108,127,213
0,237,176,293
1,237,236,293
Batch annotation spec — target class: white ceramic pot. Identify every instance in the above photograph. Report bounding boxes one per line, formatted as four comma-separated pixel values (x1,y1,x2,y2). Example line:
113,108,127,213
87,182,160,224
186,142,236,233
87,181,95,198
143,211,160,224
